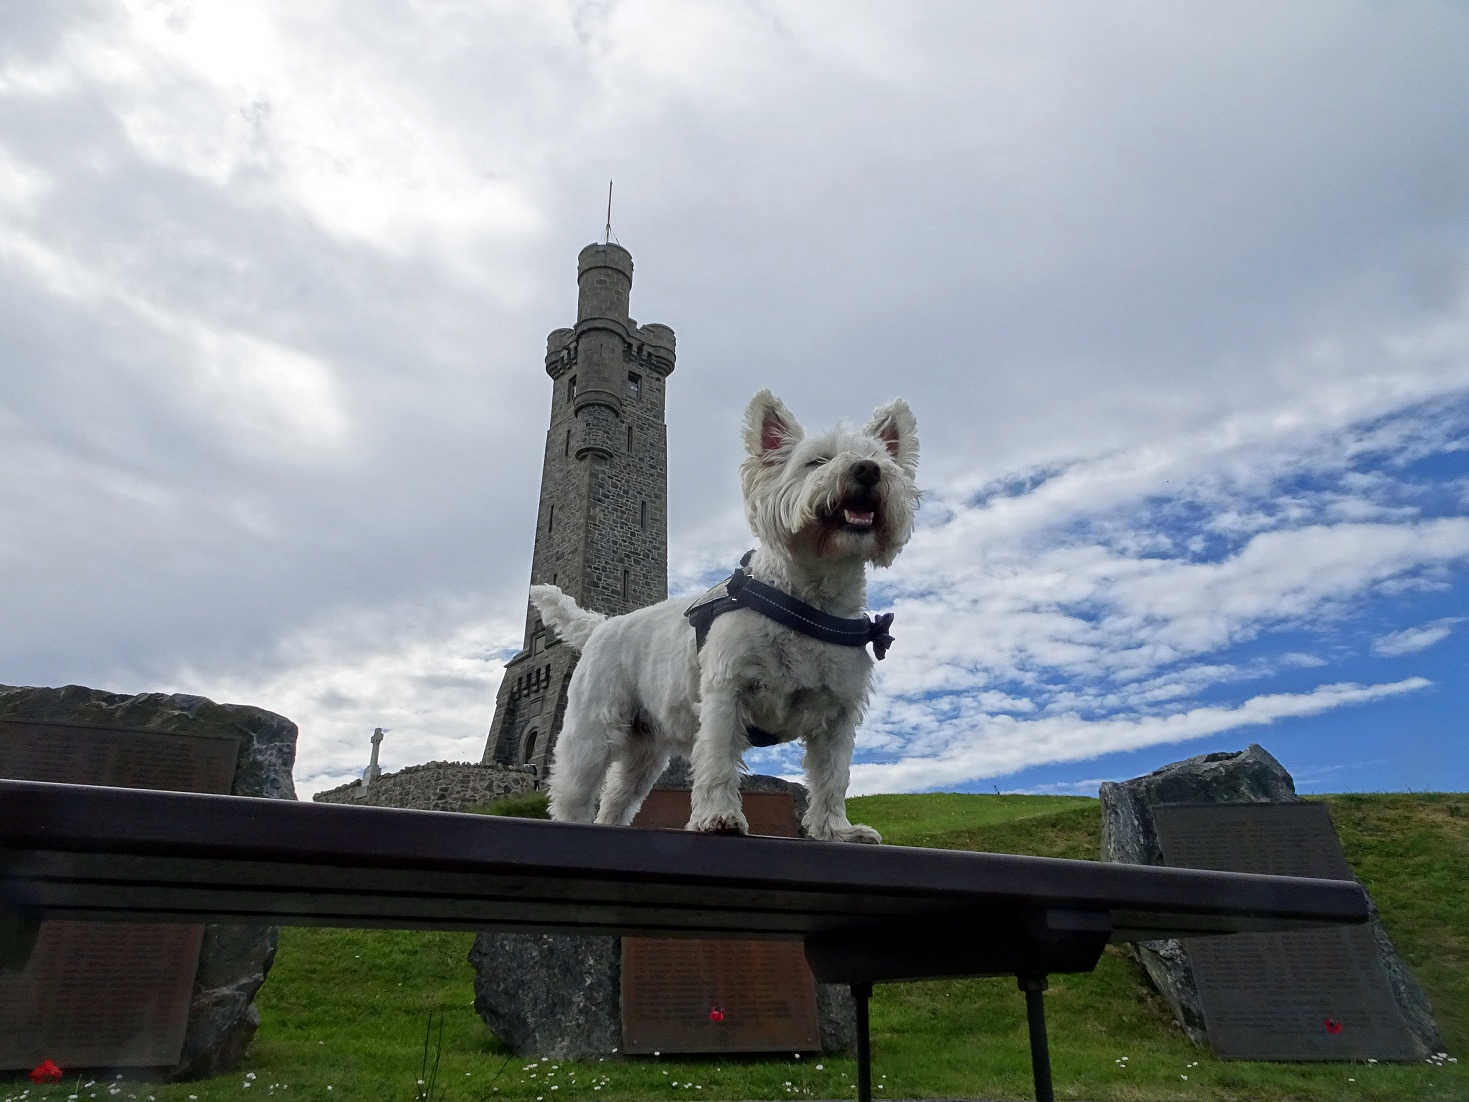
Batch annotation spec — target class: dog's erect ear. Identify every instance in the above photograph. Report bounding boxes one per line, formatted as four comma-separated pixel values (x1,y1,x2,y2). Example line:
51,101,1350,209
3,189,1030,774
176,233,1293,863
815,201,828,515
744,389,804,459
865,398,919,477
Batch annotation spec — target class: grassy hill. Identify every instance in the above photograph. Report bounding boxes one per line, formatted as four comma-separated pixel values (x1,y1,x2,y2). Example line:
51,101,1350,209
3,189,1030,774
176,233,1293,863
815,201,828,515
11,793,1465,1102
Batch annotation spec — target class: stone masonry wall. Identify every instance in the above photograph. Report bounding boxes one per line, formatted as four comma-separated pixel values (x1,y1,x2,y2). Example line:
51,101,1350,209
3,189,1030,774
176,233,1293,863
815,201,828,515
588,360,668,614
534,350,669,624
313,760,536,812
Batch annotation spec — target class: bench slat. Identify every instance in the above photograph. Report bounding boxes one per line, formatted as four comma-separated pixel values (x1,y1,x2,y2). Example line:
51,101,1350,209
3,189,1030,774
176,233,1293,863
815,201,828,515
1,779,1369,980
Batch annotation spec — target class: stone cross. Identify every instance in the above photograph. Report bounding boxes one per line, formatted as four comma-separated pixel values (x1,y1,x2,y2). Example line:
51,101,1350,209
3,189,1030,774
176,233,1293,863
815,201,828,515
363,727,384,786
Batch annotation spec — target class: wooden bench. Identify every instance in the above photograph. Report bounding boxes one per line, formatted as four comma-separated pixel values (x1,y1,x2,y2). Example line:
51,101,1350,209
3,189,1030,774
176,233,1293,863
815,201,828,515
1,779,1368,1102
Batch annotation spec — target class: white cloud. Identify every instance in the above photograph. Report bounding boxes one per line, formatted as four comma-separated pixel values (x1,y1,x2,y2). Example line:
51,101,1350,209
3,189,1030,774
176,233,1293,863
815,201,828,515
844,404,1469,788
2,3,1467,797
1107,519,1469,654
176,594,526,799
1002,779,1110,798
849,678,1432,795
877,512,1469,696
1281,652,1329,669
1372,618,1464,657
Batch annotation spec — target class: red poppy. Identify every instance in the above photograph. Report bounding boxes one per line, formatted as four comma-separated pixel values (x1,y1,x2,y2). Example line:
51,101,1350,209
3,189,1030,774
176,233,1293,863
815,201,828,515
30,1059,63,1083
1324,1018,1343,1035
709,1007,725,1023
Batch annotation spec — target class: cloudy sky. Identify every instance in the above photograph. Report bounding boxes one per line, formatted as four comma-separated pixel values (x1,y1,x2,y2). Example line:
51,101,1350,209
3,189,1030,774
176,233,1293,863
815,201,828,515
5,1,1467,800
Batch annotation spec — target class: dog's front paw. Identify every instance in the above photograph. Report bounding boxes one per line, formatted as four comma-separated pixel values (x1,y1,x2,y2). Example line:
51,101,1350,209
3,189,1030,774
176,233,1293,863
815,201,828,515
810,821,883,844
686,807,750,836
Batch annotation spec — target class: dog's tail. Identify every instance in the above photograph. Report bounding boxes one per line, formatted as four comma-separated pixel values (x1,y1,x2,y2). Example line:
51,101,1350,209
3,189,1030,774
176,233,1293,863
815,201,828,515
528,584,606,651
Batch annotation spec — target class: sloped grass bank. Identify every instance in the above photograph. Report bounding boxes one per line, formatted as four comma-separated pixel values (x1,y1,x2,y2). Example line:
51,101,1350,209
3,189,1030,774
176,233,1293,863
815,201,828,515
8,794,1464,1101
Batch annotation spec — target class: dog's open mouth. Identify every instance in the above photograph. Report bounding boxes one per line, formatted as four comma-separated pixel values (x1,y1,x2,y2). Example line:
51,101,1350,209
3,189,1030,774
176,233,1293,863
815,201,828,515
829,493,880,533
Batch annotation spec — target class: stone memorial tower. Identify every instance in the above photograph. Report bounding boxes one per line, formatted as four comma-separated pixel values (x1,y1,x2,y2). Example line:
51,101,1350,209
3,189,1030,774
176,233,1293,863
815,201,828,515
482,242,676,775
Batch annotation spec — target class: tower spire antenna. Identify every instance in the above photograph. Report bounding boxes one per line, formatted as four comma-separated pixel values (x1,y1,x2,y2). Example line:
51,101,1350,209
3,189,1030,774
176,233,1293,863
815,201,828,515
605,179,613,245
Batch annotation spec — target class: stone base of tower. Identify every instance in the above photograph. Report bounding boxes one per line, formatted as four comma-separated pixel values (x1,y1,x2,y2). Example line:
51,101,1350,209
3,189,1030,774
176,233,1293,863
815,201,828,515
483,639,578,777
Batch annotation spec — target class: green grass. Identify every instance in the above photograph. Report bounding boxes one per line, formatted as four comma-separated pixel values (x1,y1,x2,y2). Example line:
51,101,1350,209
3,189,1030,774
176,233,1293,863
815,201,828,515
469,790,551,819
8,793,1465,1102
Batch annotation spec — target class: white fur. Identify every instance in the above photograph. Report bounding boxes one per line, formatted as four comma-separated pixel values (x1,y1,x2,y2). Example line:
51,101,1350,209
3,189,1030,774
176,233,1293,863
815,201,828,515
532,389,919,842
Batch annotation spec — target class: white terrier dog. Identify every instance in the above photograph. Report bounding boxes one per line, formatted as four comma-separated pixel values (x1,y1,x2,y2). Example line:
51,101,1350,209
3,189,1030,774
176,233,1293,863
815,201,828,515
529,389,919,842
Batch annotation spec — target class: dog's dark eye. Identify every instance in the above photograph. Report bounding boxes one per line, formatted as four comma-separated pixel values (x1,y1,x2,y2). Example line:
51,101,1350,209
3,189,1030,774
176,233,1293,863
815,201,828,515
805,457,828,468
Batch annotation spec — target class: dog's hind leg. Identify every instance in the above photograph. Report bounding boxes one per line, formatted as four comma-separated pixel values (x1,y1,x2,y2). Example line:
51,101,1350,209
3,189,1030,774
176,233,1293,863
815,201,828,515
546,711,608,823
594,721,668,827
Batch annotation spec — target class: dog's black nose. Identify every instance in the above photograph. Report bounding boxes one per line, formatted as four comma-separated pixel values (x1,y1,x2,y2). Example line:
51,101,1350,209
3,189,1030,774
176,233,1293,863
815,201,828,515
853,460,880,487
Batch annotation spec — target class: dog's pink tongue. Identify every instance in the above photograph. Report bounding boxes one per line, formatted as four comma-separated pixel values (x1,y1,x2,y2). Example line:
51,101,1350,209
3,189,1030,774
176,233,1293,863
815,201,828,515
844,509,875,528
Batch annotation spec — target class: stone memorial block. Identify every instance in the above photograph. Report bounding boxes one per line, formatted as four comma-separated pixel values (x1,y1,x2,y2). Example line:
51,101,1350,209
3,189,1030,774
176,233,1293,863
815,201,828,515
0,719,240,792
1098,744,1441,1061
0,685,298,1080
621,788,823,1054
469,769,855,1059
1154,802,1421,1061
0,719,238,1070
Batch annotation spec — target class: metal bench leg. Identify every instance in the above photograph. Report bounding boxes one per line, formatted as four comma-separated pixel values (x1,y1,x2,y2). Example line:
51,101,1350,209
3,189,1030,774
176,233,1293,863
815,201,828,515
852,981,872,1102
1019,975,1054,1102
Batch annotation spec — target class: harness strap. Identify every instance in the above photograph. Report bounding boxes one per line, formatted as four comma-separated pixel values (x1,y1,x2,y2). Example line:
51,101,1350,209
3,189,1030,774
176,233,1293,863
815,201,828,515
687,592,743,652
683,551,896,660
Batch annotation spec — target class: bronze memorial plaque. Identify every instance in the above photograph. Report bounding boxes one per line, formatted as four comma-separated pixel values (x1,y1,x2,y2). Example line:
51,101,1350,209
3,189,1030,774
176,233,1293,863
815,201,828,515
1153,802,1419,1061
0,719,240,1069
621,789,823,1054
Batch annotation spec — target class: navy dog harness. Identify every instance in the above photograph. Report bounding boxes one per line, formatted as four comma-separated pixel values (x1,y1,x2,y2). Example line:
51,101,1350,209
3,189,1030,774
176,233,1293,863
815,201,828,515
684,549,893,661
683,551,896,748
685,551,896,659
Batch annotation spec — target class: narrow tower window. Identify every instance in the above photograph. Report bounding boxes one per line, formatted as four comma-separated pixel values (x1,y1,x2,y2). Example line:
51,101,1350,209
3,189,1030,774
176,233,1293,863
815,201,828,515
626,372,641,399
564,429,571,457
547,505,554,533
622,569,629,599
568,375,577,401
627,424,633,451
640,500,647,530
